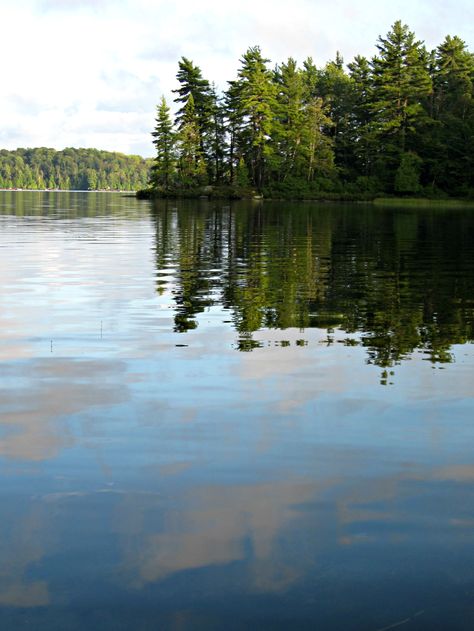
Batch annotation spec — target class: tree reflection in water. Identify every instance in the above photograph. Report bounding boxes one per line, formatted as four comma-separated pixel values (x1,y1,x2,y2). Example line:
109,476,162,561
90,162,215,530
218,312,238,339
152,200,474,371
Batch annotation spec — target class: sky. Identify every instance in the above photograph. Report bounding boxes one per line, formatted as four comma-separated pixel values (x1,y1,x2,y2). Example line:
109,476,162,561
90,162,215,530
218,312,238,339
1,0,473,157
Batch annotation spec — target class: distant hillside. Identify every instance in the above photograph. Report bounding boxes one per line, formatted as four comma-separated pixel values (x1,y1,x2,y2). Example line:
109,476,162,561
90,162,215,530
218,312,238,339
0,147,152,191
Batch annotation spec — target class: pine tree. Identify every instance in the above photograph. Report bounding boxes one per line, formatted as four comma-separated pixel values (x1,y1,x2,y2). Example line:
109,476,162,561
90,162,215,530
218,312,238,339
223,79,243,184
272,58,306,180
316,53,354,179
176,94,207,186
151,96,176,189
173,57,213,176
302,97,335,182
347,55,375,179
434,36,474,115
208,84,227,184
370,21,432,182
394,151,422,193
234,46,277,191
302,57,319,103
429,36,474,192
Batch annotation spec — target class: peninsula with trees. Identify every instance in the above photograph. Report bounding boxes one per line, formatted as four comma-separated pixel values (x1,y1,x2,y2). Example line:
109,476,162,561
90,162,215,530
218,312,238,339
141,21,474,201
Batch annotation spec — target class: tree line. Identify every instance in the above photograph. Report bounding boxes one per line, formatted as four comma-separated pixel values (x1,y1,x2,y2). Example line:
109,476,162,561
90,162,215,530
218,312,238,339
0,147,152,191
149,21,474,198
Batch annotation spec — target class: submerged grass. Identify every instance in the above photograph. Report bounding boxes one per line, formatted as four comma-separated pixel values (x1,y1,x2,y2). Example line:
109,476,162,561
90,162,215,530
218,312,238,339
374,197,474,208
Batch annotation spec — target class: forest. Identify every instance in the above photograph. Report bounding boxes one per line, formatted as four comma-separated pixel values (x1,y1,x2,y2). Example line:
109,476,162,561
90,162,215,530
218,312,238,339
0,147,151,191
147,21,474,199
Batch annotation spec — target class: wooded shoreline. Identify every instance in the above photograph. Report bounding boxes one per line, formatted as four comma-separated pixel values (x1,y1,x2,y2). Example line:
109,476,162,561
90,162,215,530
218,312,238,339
147,21,474,201
136,187,474,206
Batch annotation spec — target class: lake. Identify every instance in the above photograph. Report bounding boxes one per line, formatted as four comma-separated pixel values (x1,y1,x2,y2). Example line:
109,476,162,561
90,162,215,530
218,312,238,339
1,191,474,630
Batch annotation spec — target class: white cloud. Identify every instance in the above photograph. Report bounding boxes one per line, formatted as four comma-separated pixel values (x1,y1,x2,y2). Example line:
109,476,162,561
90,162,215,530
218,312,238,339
1,0,473,156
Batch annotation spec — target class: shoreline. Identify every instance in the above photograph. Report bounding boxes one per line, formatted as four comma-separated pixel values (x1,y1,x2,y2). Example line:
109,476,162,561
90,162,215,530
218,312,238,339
136,188,474,207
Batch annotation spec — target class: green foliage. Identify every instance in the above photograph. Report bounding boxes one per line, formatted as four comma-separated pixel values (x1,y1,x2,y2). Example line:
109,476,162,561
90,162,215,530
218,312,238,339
425,35,474,194
302,97,335,181
272,58,306,180
316,53,355,176
176,94,208,187
233,46,277,191
347,55,374,177
394,152,422,193
236,157,250,187
0,148,151,191
173,57,214,180
174,57,213,126
147,22,474,199
370,21,432,182
209,84,227,183
151,96,176,189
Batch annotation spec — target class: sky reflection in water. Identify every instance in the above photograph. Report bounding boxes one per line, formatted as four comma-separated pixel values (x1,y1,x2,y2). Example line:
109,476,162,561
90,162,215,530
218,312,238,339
1,192,474,630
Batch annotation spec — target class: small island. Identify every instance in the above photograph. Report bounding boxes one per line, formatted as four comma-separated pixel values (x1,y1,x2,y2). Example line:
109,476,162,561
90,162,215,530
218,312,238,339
139,21,474,202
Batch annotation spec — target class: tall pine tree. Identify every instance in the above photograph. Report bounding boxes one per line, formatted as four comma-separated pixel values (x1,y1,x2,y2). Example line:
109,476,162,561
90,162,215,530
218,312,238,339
272,58,306,181
176,94,207,187
370,21,432,185
151,96,176,189
173,57,214,179
233,46,276,191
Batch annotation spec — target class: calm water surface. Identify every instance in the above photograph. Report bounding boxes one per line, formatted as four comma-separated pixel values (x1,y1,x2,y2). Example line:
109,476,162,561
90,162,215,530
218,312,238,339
1,191,474,630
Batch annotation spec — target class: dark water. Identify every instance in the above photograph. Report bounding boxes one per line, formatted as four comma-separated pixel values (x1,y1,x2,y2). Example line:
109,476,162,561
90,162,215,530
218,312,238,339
1,191,474,630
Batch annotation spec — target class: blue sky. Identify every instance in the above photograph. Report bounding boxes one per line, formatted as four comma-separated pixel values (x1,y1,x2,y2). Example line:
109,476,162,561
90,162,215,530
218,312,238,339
1,0,473,157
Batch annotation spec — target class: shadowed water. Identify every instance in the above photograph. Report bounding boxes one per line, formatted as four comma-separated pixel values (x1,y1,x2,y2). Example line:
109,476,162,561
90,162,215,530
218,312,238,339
1,191,474,630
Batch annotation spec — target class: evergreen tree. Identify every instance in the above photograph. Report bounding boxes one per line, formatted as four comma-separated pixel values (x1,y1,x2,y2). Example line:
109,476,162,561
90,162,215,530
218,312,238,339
394,151,422,193
302,97,335,182
347,55,375,179
208,84,227,184
317,53,354,178
234,46,277,191
272,58,306,180
301,57,319,102
151,96,176,189
434,35,474,115
223,79,243,184
173,57,214,176
428,36,474,192
176,94,207,186
370,21,433,184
